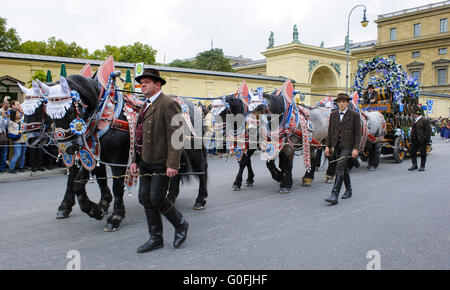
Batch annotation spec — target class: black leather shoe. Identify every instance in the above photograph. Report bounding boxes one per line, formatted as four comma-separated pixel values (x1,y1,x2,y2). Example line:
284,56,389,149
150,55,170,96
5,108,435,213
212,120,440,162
325,192,339,205
174,221,189,249
341,172,352,199
37,167,46,172
137,209,164,253
342,190,352,199
418,167,425,172
325,175,344,205
163,207,189,248
408,166,418,171
8,170,16,174
136,238,164,254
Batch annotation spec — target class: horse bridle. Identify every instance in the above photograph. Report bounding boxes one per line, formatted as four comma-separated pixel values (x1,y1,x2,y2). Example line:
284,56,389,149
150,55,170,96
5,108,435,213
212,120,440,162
22,96,53,147
49,93,88,153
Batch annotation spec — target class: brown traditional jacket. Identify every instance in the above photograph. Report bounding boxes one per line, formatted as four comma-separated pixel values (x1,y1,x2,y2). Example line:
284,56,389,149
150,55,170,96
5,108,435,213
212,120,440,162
133,92,183,169
411,117,432,143
326,109,362,151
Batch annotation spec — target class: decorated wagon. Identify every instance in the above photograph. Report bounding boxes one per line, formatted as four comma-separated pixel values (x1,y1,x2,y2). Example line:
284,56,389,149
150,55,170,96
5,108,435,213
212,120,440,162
354,56,431,163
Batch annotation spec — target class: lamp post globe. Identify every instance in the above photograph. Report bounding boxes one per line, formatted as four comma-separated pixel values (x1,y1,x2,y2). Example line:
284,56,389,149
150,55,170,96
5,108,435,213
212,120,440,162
345,5,369,94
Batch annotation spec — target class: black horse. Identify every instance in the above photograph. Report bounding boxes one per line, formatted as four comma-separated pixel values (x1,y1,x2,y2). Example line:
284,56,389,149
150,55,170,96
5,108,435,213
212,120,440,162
43,75,208,231
21,92,113,220
166,96,209,210
251,92,327,193
215,95,256,191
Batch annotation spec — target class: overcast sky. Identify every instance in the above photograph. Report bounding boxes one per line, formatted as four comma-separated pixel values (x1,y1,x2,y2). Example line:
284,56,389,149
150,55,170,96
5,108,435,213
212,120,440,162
2,0,439,63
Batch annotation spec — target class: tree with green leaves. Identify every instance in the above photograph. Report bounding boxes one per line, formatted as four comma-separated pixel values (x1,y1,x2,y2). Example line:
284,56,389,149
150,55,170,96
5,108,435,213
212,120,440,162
46,37,89,58
168,59,197,69
29,70,47,85
90,45,121,61
19,37,89,58
89,42,157,64
168,49,234,72
0,17,21,52
195,49,234,72
119,42,157,64
19,40,48,55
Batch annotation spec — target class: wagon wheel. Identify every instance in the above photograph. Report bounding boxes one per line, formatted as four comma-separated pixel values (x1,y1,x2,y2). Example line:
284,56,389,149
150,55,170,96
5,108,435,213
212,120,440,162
393,136,407,163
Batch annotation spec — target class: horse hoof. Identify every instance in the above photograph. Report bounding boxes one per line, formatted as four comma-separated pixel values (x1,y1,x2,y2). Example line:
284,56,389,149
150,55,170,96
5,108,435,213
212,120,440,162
280,188,291,194
232,186,241,192
104,224,118,232
245,182,254,188
89,207,104,221
301,178,313,187
56,210,71,219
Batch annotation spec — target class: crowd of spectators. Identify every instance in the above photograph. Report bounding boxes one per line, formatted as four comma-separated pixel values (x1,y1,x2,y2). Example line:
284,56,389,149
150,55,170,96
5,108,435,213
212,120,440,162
0,96,62,174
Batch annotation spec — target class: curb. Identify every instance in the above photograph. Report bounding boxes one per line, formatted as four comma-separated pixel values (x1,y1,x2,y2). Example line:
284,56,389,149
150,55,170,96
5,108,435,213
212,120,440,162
0,168,67,183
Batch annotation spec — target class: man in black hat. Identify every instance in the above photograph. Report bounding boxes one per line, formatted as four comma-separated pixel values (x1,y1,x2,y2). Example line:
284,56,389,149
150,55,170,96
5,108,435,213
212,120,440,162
324,93,361,205
363,85,379,105
408,106,432,172
130,68,189,253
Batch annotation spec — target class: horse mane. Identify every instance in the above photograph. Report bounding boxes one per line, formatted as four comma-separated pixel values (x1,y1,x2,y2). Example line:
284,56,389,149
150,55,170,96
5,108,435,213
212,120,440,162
263,93,285,114
65,75,100,111
225,95,245,115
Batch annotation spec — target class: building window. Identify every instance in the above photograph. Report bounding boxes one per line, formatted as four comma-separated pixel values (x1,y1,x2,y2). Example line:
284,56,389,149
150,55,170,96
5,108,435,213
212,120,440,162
441,18,448,33
390,28,397,40
439,48,447,55
414,23,421,37
411,70,421,81
389,55,396,61
437,68,447,86
412,51,420,58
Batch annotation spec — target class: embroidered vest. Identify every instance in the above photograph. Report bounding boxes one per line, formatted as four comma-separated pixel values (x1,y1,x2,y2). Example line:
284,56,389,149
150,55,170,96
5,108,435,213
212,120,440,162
135,104,149,156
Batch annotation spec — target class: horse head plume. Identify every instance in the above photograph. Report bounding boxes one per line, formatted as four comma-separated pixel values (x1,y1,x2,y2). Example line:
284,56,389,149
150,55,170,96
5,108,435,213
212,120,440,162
59,76,71,96
37,80,51,96
39,77,74,119
18,82,29,95
31,80,42,96
19,81,46,116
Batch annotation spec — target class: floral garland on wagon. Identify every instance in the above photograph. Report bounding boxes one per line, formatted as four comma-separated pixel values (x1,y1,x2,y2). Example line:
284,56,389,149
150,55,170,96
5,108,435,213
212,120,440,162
353,56,421,104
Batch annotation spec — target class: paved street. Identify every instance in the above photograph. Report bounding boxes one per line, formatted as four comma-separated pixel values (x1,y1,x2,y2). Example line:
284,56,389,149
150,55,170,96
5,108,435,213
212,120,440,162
0,136,449,270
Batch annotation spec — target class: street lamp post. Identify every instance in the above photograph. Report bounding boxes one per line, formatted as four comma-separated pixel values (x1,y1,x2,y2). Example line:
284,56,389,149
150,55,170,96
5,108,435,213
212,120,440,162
345,5,369,94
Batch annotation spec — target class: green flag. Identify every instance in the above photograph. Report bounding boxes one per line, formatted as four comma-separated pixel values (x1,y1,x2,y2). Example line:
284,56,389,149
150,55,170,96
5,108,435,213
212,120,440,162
46,70,52,83
60,63,67,78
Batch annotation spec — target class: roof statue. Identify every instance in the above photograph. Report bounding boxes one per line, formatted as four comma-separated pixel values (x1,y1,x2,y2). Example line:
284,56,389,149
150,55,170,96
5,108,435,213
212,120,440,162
293,25,300,43
268,31,274,49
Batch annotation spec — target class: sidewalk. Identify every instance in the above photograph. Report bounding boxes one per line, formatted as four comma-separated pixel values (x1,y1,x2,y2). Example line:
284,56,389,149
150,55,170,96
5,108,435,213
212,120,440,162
0,168,67,183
